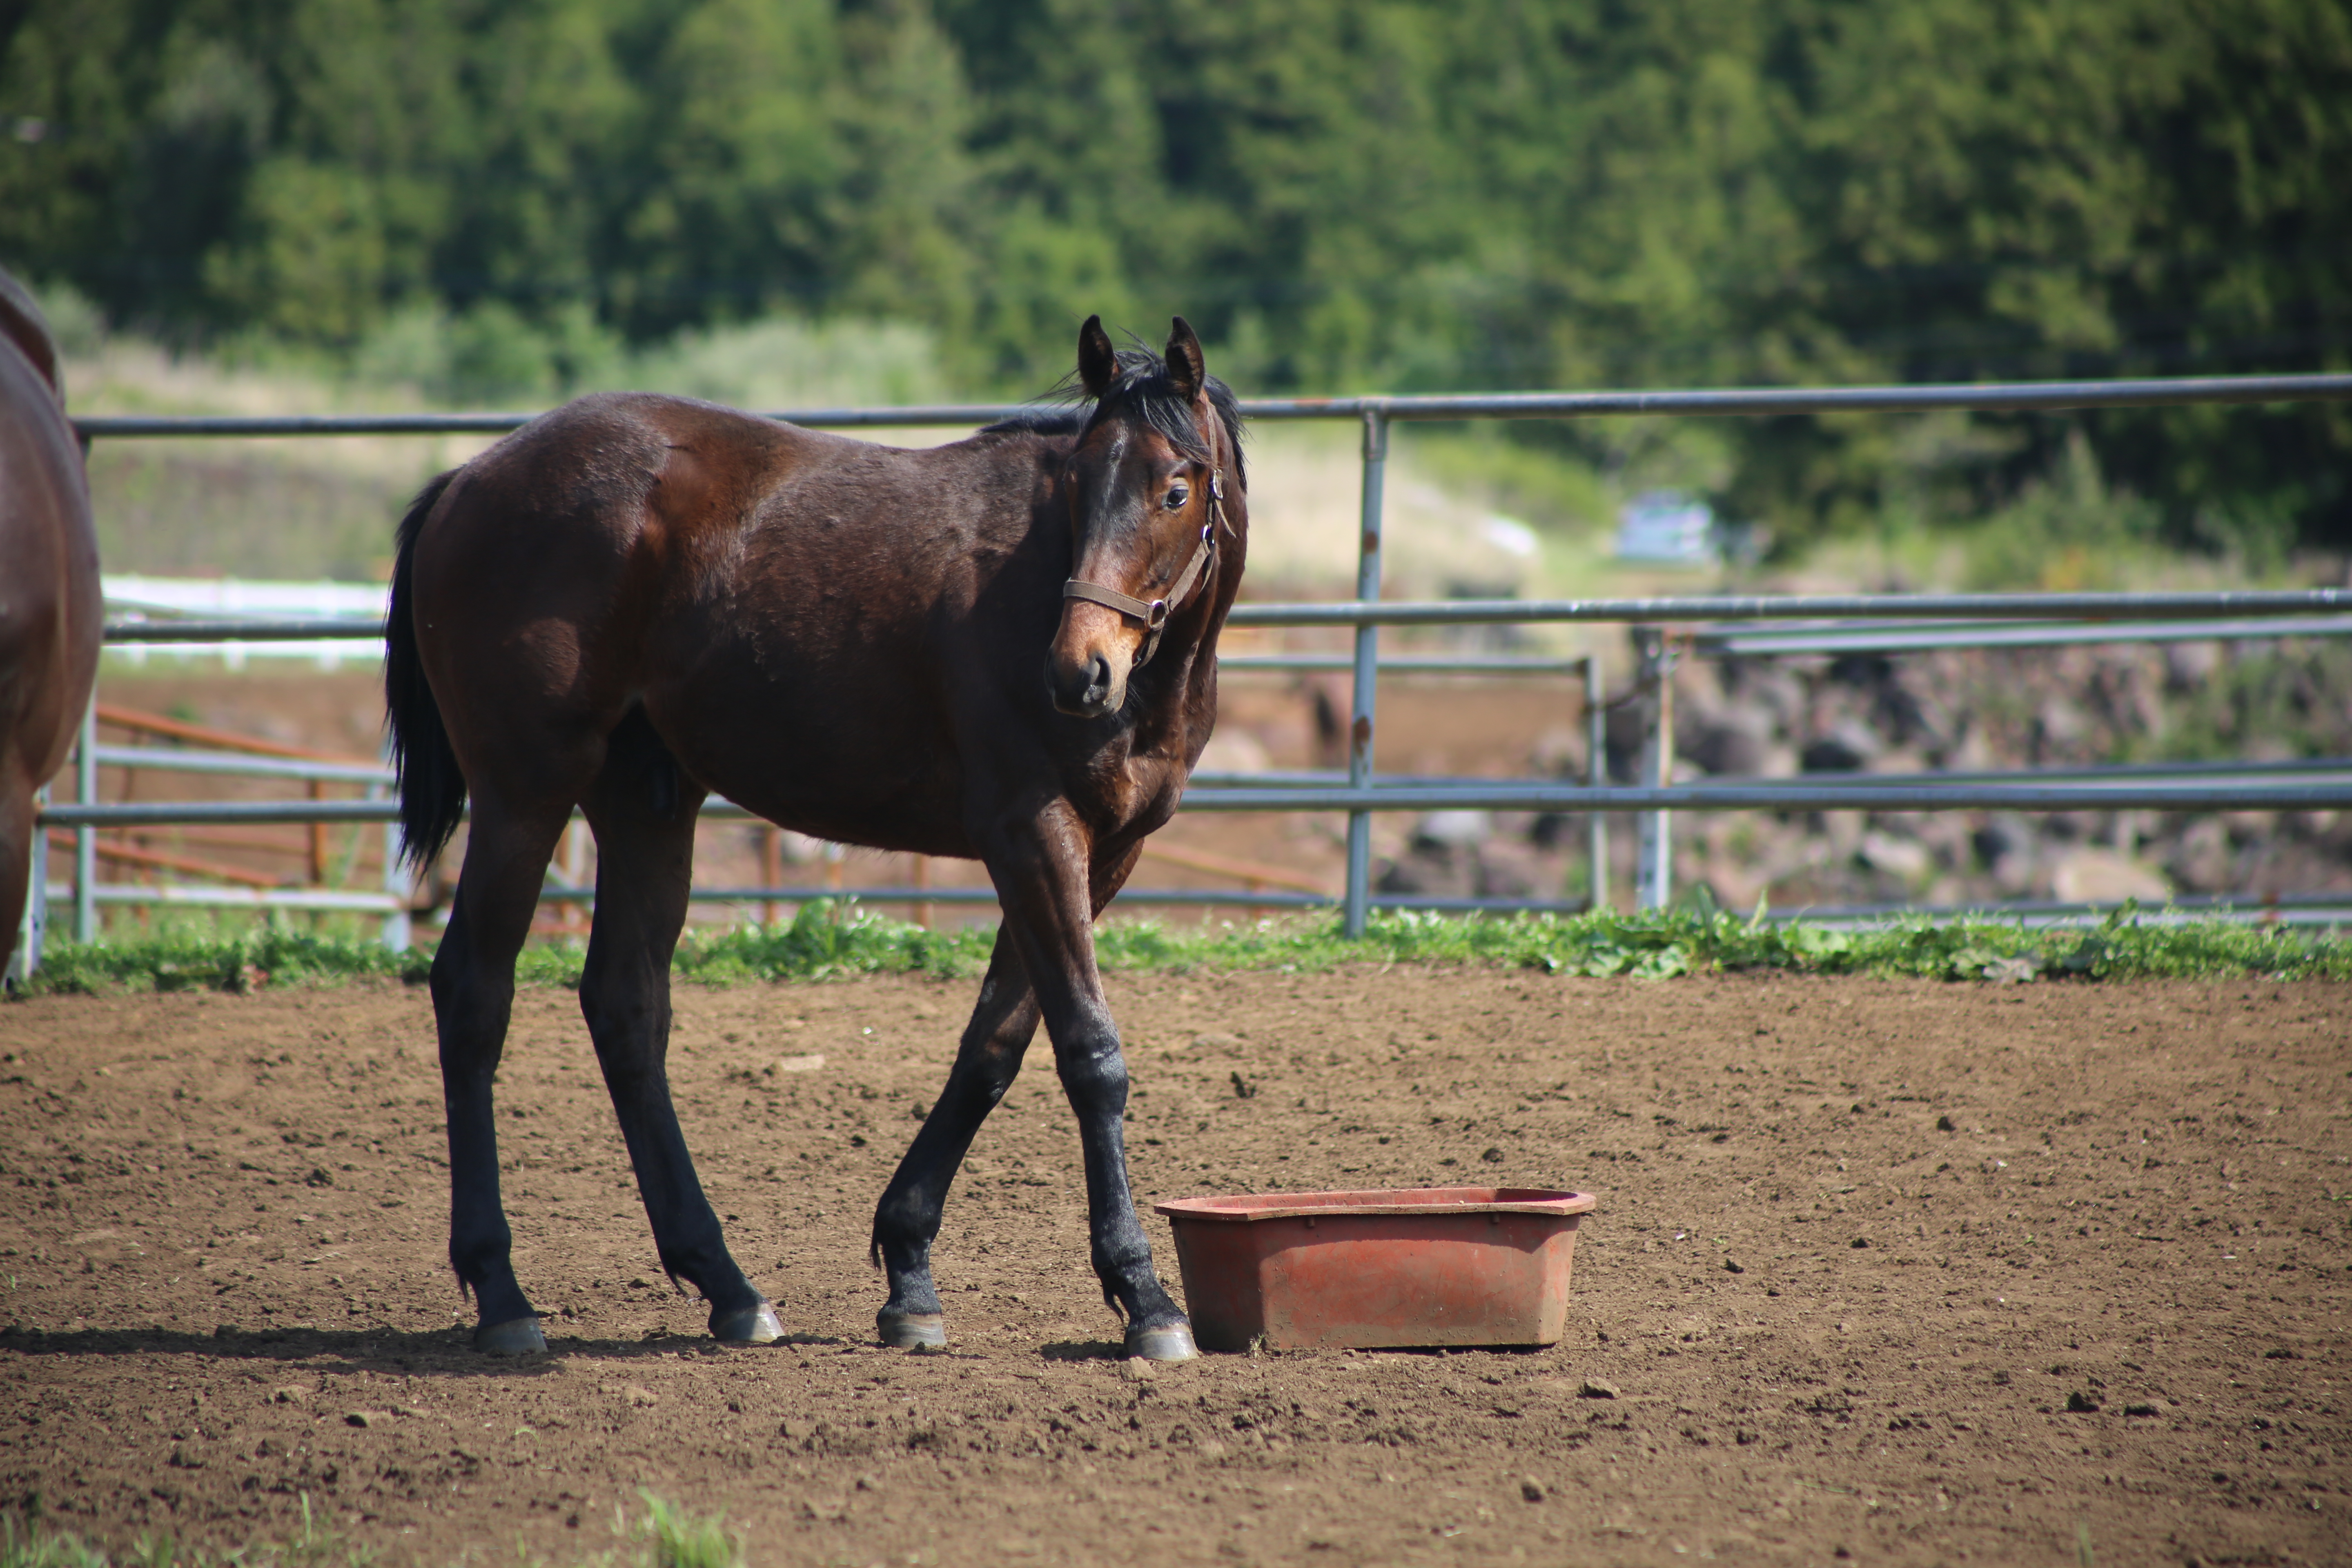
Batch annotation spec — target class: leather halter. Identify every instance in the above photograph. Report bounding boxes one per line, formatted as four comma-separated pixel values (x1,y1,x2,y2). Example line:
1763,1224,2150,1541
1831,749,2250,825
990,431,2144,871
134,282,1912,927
1062,467,1229,670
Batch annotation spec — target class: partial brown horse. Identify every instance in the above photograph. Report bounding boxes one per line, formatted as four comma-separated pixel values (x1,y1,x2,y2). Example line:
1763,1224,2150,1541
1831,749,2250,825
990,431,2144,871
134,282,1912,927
386,317,1244,1357
0,269,101,984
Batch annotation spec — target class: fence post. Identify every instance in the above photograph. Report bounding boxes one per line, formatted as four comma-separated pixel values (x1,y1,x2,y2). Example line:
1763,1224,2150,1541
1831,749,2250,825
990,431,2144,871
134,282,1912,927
74,696,96,944
1343,407,1389,938
1585,652,1608,911
377,758,411,952
1634,627,1675,909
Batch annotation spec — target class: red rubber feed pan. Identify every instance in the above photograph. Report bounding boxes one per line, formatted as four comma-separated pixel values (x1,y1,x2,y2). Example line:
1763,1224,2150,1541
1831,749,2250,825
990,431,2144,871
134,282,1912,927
1155,1186,1598,1351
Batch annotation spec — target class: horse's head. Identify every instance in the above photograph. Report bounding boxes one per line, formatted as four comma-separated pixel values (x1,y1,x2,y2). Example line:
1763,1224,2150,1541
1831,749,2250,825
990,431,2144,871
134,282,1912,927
1047,315,1244,718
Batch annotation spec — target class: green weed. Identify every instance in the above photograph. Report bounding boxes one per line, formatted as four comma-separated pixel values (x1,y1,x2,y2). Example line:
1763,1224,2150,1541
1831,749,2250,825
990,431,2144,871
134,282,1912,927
0,1492,731,1568
1,1492,362,1567
15,899,2349,1000
629,1492,737,1568
18,925,428,997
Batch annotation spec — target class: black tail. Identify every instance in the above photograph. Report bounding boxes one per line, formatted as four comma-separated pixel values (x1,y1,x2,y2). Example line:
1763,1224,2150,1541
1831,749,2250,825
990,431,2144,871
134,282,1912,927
385,471,467,869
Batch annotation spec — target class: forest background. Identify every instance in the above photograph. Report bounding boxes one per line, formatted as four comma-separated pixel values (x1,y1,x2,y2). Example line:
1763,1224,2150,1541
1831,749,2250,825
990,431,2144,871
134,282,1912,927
3,0,2349,568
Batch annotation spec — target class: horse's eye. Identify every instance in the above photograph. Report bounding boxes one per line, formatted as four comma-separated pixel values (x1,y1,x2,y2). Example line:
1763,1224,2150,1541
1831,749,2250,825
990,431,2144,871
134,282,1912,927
1164,484,1189,510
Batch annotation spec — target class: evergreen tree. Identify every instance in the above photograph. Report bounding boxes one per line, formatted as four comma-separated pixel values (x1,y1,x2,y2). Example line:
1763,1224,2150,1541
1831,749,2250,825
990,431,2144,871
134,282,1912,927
2,0,2345,549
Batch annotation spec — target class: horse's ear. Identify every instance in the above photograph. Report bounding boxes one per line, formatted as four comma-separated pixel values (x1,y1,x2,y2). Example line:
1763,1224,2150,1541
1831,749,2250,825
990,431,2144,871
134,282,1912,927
1165,316,1205,400
1077,315,1117,400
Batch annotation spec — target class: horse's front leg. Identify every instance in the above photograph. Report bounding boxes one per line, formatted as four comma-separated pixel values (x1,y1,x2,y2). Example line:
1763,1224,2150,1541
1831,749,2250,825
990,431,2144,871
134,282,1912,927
990,815,1195,1359
870,931,1040,1349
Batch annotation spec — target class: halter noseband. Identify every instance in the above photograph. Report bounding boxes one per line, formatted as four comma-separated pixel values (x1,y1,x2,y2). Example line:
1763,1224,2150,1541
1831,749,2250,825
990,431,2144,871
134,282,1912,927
1062,467,1230,670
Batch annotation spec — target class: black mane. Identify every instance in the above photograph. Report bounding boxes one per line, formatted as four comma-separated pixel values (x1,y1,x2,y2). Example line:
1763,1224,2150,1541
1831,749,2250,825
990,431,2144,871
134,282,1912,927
981,407,1088,437
984,344,1246,486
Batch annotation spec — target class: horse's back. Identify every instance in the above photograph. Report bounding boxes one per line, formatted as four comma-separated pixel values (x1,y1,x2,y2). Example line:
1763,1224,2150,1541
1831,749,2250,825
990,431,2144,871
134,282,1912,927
406,388,1072,849
643,427,1060,845
436,391,830,549
408,392,987,795
422,390,1033,650
0,271,59,396
0,284,99,783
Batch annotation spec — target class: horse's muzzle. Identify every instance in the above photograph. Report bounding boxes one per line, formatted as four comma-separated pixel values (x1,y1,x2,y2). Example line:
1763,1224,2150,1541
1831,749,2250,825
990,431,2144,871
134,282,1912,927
1047,601,1134,717
1047,648,1124,717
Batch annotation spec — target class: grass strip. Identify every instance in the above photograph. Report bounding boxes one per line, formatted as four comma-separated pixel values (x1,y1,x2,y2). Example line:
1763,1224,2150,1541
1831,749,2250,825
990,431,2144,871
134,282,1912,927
0,1490,737,1568
12,900,2349,999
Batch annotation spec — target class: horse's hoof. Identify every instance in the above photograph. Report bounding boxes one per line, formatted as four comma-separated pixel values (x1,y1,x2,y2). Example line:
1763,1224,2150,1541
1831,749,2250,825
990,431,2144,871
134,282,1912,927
1125,1322,1199,1363
877,1310,947,1351
712,1299,785,1345
474,1316,546,1356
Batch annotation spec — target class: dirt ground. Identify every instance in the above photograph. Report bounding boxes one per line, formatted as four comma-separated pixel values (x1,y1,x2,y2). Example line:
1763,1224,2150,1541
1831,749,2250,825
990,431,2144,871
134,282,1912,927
1,971,2347,1567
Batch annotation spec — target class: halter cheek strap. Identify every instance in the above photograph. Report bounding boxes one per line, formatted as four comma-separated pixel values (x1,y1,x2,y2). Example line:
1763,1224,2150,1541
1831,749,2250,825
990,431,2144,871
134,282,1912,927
1062,469,1229,670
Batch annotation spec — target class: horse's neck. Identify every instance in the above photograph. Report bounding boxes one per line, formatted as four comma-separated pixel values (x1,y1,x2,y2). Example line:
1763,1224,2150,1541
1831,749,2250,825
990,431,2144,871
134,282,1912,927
1154,517,1244,748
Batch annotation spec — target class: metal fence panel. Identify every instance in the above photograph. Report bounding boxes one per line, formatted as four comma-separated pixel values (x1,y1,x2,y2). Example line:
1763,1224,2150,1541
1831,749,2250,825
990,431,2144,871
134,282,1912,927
71,369,2352,442
30,368,2352,968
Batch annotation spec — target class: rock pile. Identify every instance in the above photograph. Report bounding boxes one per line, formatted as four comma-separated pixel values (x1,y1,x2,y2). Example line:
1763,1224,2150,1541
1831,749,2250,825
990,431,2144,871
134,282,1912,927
1376,635,2352,910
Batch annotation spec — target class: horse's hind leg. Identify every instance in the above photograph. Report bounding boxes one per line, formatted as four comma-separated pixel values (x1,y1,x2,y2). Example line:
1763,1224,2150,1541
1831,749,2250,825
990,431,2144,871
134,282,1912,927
579,715,779,1343
0,763,34,984
871,930,1041,1349
434,790,572,1354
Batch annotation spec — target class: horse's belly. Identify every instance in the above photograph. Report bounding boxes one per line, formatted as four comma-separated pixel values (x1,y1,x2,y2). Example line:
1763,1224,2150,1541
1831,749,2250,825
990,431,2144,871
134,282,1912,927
708,768,975,860
647,641,974,859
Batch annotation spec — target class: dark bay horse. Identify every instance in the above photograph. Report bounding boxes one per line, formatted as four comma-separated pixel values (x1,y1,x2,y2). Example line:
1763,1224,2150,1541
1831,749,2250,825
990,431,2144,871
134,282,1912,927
386,317,1245,1358
0,269,101,984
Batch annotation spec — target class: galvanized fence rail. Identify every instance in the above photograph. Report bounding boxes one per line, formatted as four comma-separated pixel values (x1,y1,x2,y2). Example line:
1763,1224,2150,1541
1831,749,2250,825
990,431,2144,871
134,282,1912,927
15,369,2352,979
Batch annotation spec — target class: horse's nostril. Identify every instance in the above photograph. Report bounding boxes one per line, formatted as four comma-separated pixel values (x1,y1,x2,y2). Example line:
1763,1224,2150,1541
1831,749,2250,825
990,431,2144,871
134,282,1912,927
1047,651,1115,715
